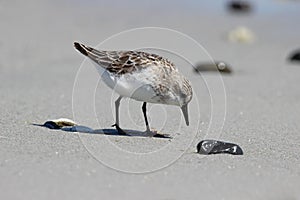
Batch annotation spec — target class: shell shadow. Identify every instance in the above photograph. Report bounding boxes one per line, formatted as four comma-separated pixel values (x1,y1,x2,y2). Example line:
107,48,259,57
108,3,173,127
32,123,171,139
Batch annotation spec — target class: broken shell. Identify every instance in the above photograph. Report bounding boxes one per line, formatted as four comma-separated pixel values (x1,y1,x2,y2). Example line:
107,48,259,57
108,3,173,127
50,118,77,127
194,61,232,73
197,139,243,155
33,118,77,129
228,26,255,44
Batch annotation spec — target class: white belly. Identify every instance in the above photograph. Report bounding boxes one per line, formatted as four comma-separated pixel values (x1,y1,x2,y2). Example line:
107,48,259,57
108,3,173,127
94,64,179,105
97,66,157,103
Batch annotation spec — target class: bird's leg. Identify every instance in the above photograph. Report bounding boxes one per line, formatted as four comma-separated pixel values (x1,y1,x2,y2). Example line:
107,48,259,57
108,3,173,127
141,102,170,138
115,96,122,126
142,102,152,135
111,96,127,135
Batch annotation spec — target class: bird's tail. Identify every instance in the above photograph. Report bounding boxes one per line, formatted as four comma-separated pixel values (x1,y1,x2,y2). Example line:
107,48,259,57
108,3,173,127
73,42,116,70
74,42,93,57
74,42,107,65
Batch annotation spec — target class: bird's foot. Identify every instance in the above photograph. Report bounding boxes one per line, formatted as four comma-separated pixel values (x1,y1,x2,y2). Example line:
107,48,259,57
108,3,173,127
111,124,128,136
145,129,172,139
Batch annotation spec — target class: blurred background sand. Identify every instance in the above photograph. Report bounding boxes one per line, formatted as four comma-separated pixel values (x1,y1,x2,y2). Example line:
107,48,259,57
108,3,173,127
0,0,300,199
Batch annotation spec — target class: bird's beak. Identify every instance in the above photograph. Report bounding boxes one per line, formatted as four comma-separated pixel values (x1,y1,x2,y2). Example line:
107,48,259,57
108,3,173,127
181,104,189,126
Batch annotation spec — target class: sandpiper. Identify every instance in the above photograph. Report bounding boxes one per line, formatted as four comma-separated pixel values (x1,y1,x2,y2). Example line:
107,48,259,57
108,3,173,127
74,42,192,136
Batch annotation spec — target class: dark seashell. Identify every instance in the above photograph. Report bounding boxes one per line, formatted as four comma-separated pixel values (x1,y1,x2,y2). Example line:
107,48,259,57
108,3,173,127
194,62,232,74
197,140,243,155
227,0,252,13
43,121,61,129
289,50,300,62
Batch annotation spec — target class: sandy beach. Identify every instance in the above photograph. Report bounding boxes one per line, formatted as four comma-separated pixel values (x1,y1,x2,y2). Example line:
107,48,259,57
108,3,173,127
0,0,300,199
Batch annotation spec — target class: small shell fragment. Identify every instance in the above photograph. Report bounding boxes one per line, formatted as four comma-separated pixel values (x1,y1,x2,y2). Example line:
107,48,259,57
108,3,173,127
197,139,243,155
194,61,232,74
228,26,255,44
51,118,77,127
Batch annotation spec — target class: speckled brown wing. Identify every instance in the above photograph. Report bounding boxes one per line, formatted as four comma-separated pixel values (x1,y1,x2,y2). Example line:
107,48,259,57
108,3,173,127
74,42,176,75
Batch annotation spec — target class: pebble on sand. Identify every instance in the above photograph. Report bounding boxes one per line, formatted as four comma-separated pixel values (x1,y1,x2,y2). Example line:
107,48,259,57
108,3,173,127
288,50,300,62
194,61,232,74
227,0,253,13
